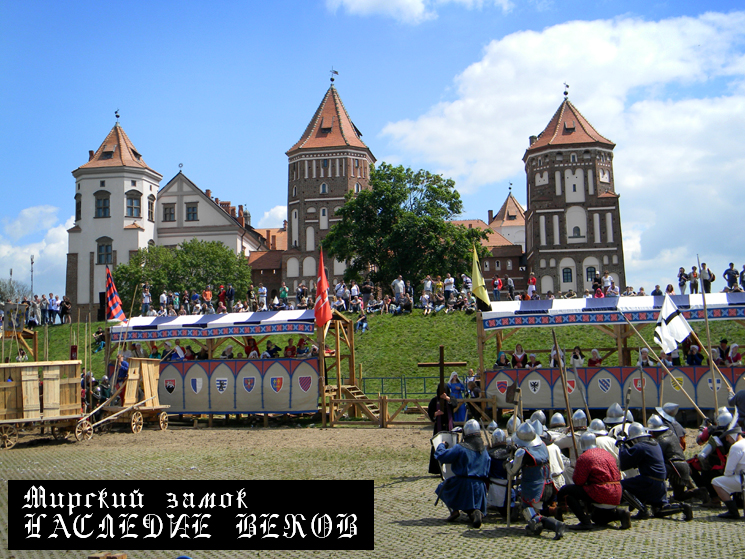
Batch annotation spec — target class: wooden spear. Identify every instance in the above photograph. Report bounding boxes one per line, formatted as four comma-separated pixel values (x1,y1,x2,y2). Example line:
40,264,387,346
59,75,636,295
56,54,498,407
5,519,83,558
552,329,579,459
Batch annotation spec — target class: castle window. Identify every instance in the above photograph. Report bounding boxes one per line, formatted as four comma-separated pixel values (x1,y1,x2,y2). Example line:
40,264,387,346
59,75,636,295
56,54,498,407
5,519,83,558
495,260,501,270
570,153,577,163
96,237,113,265
75,194,82,221
586,267,596,283
484,260,490,271
163,204,175,222
506,260,512,270
562,268,573,283
292,186,297,197
100,180,106,188
320,183,328,194
131,180,137,187
572,226,581,237
186,203,198,221
126,192,141,218
77,183,80,191
355,183,361,194
355,159,359,168
94,192,110,218
147,195,155,222
322,159,329,168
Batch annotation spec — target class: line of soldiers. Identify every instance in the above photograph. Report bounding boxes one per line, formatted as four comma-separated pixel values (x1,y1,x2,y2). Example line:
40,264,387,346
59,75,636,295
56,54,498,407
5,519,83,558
432,401,745,537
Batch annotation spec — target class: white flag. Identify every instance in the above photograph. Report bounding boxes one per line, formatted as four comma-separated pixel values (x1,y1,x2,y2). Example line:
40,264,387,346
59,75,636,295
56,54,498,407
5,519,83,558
653,295,692,354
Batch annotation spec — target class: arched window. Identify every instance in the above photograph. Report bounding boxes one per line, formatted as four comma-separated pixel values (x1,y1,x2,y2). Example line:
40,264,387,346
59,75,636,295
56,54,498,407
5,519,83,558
96,237,113,265
355,183,361,194
320,208,328,230
562,268,573,283
320,183,328,194
586,267,596,283
94,191,110,218
292,186,297,197
506,260,512,270
126,190,142,218
572,226,581,237
147,195,155,222
483,260,490,271
75,193,82,221
570,153,577,163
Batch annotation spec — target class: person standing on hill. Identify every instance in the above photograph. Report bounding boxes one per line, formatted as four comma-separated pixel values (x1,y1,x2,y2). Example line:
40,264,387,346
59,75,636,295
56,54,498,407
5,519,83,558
391,275,405,305
689,266,699,294
723,263,739,290
677,267,689,295
700,263,712,294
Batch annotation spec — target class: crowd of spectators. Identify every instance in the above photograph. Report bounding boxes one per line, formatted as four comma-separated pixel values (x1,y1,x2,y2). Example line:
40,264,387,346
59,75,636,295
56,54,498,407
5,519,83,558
674,263,745,295
0,294,72,329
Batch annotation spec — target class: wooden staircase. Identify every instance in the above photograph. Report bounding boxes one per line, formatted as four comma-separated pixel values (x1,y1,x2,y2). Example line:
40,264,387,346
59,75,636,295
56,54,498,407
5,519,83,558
325,384,380,419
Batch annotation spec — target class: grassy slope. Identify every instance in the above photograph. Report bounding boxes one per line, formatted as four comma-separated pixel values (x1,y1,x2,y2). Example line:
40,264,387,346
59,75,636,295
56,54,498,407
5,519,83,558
10,313,743,383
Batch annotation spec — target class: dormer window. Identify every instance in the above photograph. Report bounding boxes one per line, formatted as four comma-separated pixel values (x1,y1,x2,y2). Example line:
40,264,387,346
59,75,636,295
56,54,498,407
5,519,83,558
100,145,116,160
507,213,516,221
131,149,142,161
564,120,575,131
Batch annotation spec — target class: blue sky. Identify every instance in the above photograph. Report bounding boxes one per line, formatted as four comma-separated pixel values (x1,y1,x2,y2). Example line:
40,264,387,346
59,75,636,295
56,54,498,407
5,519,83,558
2,1,745,296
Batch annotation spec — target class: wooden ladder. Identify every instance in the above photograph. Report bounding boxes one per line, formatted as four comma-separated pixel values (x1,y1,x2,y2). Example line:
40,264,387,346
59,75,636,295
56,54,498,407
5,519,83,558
326,384,380,419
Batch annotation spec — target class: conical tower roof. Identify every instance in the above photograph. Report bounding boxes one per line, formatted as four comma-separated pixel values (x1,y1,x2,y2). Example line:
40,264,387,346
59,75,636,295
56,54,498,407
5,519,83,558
490,192,525,228
525,98,614,157
287,85,373,158
76,123,159,174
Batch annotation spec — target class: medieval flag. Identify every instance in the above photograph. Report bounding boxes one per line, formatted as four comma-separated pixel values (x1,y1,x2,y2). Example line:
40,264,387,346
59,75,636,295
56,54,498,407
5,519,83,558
653,295,692,354
471,244,491,312
105,266,126,322
315,249,332,328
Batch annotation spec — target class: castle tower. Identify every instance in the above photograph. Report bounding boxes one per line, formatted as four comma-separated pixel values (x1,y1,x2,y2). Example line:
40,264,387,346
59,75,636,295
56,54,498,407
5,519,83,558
66,121,162,319
284,83,376,291
523,94,626,295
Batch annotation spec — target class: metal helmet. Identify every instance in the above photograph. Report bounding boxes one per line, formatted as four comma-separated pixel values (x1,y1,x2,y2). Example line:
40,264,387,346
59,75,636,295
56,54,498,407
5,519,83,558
578,432,597,454
625,410,634,423
463,419,480,437
530,419,545,438
492,428,507,446
487,420,499,435
588,418,608,436
627,422,650,440
717,407,734,428
514,421,541,447
647,414,669,432
530,410,547,425
506,415,521,435
549,412,566,428
604,403,625,425
571,409,588,429
655,403,679,423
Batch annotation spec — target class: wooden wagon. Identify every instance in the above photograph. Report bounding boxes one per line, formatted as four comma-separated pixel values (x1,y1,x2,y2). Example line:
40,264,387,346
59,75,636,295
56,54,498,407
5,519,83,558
97,358,169,433
0,360,92,449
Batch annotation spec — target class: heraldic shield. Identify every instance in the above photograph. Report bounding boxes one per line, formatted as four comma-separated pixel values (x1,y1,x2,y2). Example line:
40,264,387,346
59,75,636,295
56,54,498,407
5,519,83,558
243,377,255,393
165,379,176,394
271,377,283,393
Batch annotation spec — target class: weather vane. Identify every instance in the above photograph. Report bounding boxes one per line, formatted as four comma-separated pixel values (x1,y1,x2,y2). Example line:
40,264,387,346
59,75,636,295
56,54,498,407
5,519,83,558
330,67,339,84
509,182,512,192
115,109,120,122
563,83,569,98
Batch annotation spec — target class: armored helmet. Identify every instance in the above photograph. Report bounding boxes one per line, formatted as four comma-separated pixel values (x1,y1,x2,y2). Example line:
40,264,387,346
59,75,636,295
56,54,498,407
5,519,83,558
514,421,541,447
492,428,507,446
604,403,624,425
487,420,499,435
578,432,598,454
717,407,734,428
530,419,545,438
506,415,521,435
655,402,679,423
571,409,588,429
627,422,650,440
646,414,669,432
549,412,566,428
587,418,608,436
625,410,634,422
463,419,481,437
530,410,547,425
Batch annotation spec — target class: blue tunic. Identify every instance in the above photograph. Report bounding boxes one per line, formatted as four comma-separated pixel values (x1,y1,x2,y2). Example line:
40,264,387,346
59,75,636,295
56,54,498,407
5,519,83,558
448,381,467,422
619,439,668,506
434,443,490,514
519,443,551,506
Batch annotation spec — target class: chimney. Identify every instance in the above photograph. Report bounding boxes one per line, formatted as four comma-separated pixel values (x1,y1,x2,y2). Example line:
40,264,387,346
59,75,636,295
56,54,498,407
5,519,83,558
468,224,472,229
488,210,493,223
271,235,277,250
230,207,236,217
205,189,211,199
88,150,95,161
214,197,220,205
265,229,270,243
529,135,537,146
238,205,244,216
283,220,287,230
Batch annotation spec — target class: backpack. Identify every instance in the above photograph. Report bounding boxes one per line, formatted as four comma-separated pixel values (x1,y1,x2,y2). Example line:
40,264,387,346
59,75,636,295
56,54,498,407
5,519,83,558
710,273,716,282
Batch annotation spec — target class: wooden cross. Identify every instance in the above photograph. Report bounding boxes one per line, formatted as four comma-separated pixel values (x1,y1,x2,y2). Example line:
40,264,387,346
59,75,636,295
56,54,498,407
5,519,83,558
418,345,467,388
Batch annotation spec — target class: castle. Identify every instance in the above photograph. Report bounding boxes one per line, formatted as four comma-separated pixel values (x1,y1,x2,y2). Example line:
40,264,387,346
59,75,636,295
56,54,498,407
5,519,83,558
66,85,625,318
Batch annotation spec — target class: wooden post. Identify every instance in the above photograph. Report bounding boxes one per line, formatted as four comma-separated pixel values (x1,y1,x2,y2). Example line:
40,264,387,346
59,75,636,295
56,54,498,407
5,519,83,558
417,345,467,390
380,395,387,428
552,329,579,458
690,330,733,392
477,311,486,391
638,365,647,425
614,325,624,366
335,322,342,404
348,320,356,387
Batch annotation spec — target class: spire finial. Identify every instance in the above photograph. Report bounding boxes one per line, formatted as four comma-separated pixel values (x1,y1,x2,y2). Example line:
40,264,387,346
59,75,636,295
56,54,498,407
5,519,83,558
509,182,512,193
115,109,120,122
563,83,569,98
330,67,339,85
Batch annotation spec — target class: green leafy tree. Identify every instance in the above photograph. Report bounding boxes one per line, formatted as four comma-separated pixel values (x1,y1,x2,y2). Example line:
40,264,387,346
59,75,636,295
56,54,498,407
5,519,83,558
322,163,489,290
113,239,252,314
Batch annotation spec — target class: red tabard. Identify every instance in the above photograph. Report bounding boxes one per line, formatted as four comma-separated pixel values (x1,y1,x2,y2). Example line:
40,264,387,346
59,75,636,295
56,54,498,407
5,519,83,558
572,447,622,505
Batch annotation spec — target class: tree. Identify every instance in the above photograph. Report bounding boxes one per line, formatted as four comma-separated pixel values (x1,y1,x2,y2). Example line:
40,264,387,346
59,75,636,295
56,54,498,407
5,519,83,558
322,163,490,289
0,278,32,302
113,239,252,314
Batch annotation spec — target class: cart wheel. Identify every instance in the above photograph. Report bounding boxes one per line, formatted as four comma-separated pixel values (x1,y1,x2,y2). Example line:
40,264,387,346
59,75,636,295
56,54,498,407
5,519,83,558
51,427,71,441
158,411,169,431
131,411,144,434
75,420,93,441
0,424,18,450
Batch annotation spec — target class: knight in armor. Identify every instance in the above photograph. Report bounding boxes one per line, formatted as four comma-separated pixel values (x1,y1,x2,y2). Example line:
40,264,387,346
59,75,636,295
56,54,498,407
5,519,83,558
647,415,707,503
539,421,566,519
604,403,634,439
506,413,521,435
428,383,455,475
546,412,566,442
434,419,490,527
530,410,547,426
654,402,687,450
506,422,567,539
689,407,734,507
558,432,631,531
588,418,620,466
487,427,513,516
618,423,693,520
556,409,588,482
711,425,745,519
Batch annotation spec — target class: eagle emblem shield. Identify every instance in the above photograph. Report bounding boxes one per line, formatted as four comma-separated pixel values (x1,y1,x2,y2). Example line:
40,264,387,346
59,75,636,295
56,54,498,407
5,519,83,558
529,379,541,394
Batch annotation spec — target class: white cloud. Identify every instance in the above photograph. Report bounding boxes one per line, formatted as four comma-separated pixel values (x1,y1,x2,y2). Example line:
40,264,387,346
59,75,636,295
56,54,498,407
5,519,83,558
326,0,512,24
256,205,287,229
381,12,745,290
2,205,60,241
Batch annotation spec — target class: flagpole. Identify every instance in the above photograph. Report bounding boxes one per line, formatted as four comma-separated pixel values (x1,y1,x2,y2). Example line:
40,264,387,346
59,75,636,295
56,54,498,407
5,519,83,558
697,255,725,408
623,314,705,419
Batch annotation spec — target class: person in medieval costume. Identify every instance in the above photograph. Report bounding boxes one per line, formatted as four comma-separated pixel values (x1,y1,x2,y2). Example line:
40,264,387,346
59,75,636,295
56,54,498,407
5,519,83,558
556,410,588,482
559,432,631,531
546,412,566,442
538,421,566,518
619,423,692,521
447,371,467,423
506,422,567,539
487,427,513,516
428,383,454,475
588,418,621,467
655,402,687,450
711,425,745,519
689,407,735,507
434,419,490,528
647,415,708,503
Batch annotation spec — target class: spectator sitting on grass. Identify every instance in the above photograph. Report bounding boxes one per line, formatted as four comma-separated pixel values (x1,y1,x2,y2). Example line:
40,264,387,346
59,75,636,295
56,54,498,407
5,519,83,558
355,311,369,333
395,293,413,315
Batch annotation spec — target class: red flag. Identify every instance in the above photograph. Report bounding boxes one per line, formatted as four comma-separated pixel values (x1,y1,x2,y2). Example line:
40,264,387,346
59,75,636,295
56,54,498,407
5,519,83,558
315,250,332,328
105,266,126,322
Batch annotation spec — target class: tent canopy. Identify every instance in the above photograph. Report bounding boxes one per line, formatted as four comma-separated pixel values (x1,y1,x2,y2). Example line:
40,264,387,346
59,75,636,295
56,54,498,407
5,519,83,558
482,293,745,331
110,310,316,342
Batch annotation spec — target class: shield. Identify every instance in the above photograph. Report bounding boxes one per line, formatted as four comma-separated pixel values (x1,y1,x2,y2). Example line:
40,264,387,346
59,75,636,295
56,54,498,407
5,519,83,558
598,377,612,393
528,379,541,394
243,377,255,393
566,379,576,394
270,377,283,393
633,378,646,392
191,378,203,394
164,379,176,394
708,378,722,392
215,378,228,394
298,376,312,393
496,380,508,395
671,376,683,391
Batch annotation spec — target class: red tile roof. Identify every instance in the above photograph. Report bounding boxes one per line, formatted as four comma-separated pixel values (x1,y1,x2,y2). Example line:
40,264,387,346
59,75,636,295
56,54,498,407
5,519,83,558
490,192,525,228
526,98,614,154
287,86,372,156
248,250,284,270
450,219,513,247
259,228,288,251
76,123,159,174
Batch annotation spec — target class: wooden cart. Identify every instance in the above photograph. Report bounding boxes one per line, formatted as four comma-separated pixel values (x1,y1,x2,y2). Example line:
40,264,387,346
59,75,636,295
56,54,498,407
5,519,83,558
97,358,169,433
0,360,93,449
